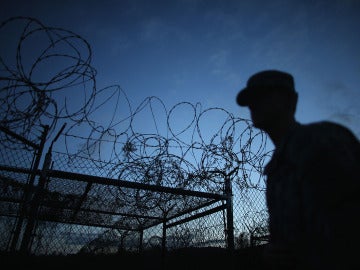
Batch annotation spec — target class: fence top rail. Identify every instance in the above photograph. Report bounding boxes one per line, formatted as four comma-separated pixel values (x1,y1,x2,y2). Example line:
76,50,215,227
0,126,39,149
48,169,227,200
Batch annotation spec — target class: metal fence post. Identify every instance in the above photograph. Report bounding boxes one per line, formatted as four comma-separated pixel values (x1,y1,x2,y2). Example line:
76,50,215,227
21,124,67,253
19,126,51,253
161,218,167,258
225,175,234,251
9,125,49,253
139,229,144,253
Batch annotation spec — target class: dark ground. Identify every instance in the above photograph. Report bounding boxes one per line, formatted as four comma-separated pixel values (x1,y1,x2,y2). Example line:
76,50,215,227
1,245,267,270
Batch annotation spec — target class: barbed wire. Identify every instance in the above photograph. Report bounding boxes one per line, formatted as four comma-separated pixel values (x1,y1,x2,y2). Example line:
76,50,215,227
0,16,272,193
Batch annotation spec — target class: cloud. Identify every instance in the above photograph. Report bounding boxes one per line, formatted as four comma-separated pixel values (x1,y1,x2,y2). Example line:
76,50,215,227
321,80,360,137
209,49,230,75
208,49,242,91
139,18,166,41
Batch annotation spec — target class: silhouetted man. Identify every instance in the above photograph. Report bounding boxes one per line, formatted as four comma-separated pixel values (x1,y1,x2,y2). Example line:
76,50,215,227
236,70,360,269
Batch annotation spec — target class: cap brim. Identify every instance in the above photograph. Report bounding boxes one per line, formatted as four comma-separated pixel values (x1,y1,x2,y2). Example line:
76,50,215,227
236,87,251,106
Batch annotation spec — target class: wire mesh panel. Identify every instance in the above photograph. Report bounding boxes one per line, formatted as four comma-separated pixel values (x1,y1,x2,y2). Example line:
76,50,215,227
233,185,269,248
16,149,226,255
0,126,47,252
165,201,227,250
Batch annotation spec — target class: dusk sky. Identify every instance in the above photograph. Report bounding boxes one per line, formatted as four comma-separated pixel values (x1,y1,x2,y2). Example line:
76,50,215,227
1,0,360,150
1,0,360,251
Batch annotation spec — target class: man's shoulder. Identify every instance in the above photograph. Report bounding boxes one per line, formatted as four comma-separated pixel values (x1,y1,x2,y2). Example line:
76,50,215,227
294,121,359,143
265,121,359,174
303,120,351,130
283,121,360,160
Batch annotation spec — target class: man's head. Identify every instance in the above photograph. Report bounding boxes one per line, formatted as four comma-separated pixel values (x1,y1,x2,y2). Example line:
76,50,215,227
236,70,297,107
236,70,298,132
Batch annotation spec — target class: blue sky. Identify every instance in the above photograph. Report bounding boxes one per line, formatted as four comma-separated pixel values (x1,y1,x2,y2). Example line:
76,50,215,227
1,0,360,148
1,1,359,237
1,0,359,247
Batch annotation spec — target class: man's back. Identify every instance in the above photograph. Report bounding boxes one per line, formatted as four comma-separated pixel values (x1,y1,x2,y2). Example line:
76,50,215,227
264,121,360,269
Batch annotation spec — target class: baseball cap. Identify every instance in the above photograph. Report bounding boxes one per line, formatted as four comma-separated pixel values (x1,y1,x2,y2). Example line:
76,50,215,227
236,70,296,106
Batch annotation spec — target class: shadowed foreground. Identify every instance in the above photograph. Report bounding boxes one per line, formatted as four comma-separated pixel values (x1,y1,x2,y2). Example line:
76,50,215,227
1,246,266,270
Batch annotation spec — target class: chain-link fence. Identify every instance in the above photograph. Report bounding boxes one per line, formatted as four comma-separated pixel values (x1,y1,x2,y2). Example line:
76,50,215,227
0,124,269,256
0,125,48,253
0,17,270,258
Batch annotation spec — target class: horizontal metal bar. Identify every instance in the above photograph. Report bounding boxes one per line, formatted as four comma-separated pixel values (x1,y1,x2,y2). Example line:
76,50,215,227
48,169,226,200
0,125,39,149
166,204,227,228
0,165,39,175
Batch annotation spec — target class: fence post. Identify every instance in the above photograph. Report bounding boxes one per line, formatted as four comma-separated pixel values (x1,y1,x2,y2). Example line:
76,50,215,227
139,229,144,253
9,125,49,253
225,175,234,251
19,125,51,253
161,218,167,257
